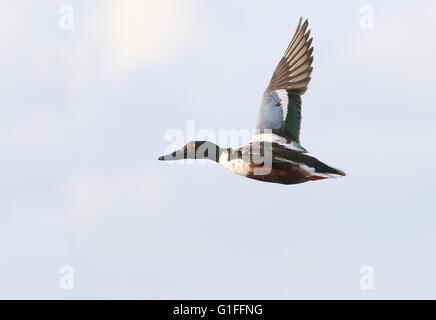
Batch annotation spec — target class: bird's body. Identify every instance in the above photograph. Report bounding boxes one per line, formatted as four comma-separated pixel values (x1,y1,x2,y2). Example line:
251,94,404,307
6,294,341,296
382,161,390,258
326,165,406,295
218,133,344,185
159,18,345,185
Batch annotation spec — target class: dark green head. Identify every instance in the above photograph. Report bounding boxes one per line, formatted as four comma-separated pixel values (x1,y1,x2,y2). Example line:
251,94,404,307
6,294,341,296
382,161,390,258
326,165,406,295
158,141,223,162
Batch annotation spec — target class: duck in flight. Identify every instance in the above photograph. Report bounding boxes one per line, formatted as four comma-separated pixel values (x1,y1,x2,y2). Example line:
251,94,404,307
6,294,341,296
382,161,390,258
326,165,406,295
159,18,345,185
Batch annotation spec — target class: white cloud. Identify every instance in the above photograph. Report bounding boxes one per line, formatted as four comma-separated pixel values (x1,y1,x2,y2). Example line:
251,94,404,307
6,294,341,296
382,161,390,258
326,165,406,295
8,114,67,149
0,203,70,298
350,2,436,84
0,0,27,54
0,0,198,92
68,170,161,227
65,169,168,263
89,0,197,78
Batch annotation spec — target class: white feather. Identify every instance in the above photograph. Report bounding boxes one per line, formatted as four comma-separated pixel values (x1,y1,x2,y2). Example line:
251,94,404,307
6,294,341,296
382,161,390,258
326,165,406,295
218,150,250,177
251,133,307,152
275,89,289,121
275,157,341,179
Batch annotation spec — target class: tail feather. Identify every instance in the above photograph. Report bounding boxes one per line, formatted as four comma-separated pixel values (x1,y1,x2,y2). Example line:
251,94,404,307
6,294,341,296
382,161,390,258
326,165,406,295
307,158,346,179
312,165,346,179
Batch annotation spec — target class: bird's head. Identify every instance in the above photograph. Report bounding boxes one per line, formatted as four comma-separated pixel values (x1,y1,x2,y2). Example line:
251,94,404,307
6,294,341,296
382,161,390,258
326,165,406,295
158,141,222,162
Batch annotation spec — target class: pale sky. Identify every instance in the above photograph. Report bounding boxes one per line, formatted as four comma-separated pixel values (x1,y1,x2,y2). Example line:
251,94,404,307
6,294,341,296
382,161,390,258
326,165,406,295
1,0,435,299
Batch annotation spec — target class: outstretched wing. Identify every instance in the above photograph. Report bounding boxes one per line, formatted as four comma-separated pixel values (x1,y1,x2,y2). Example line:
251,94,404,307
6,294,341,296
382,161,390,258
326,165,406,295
256,18,313,143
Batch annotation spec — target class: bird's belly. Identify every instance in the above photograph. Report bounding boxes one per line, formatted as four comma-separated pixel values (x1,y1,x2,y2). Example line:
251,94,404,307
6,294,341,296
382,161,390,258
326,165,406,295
246,164,312,185
220,159,251,177
220,156,312,184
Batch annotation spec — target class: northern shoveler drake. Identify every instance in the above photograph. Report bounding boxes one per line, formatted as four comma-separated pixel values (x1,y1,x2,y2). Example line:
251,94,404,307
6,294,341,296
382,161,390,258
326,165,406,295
159,18,345,185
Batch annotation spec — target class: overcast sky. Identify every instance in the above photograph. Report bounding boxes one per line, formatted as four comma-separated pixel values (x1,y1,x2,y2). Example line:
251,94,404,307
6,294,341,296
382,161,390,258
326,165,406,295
1,0,435,299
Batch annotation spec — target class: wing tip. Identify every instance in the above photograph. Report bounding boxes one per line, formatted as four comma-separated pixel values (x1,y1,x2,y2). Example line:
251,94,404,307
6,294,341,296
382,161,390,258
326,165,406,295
266,17,314,95
298,17,310,30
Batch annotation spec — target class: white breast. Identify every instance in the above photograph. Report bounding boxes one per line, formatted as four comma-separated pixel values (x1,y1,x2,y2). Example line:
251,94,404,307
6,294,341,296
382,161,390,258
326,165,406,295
219,151,250,177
